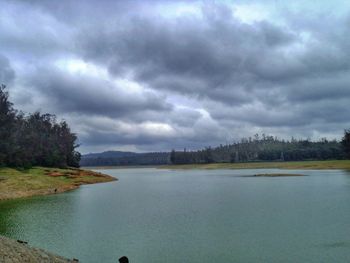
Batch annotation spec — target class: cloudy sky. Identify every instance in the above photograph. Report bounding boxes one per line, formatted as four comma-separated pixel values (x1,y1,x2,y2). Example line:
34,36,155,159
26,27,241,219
1,0,350,153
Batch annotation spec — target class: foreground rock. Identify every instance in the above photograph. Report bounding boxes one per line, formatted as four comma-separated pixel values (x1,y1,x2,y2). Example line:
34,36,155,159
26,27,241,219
0,235,77,263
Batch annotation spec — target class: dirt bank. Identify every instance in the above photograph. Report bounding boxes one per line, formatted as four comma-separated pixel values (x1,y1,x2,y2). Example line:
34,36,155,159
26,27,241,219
0,235,78,263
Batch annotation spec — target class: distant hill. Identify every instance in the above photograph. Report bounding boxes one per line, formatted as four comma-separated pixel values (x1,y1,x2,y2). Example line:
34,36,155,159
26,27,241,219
83,151,138,159
80,151,170,166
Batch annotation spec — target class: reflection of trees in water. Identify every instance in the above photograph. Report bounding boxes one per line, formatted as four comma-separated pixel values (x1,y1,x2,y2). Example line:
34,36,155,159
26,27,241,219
0,194,80,244
0,197,58,238
342,171,350,189
0,200,23,236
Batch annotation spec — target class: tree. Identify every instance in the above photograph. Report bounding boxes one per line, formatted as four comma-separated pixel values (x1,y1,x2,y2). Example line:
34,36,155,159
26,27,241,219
280,151,284,161
0,85,16,165
341,129,350,159
0,84,81,168
204,147,214,163
170,149,176,164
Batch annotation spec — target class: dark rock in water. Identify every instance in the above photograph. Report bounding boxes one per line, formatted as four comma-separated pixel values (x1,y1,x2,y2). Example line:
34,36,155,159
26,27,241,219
254,173,306,177
17,239,28,244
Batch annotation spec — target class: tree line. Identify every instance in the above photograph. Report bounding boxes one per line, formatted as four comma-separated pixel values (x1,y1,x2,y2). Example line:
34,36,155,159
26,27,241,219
171,133,350,164
0,85,80,168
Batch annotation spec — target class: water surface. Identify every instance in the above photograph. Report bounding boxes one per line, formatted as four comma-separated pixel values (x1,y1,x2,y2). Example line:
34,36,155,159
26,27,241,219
1,168,350,262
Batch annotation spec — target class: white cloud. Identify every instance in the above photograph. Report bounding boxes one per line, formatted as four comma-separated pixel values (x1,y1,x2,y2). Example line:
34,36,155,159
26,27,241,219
233,4,270,24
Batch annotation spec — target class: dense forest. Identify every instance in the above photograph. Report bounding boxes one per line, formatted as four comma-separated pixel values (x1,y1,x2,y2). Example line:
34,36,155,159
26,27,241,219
170,133,350,165
0,85,80,168
80,151,170,166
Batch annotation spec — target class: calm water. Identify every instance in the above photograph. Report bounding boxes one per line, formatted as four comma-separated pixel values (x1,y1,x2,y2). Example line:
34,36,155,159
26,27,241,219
1,168,350,262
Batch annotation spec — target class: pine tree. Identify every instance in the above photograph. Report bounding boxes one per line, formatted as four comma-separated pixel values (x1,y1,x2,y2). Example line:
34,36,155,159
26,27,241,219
341,129,350,159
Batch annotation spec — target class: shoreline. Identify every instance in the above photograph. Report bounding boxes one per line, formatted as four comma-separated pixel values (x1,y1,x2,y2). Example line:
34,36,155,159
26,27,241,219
160,160,350,170
0,235,75,262
83,160,350,170
0,167,117,201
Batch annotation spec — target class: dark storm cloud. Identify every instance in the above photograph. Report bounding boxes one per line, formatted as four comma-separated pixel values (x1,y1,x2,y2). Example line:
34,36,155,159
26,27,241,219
1,0,350,152
74,2,350,133
26,66,172,118
0,54,15,84
78,9,297,103
286,73,350,102
73,113,226,151
0,2,73,59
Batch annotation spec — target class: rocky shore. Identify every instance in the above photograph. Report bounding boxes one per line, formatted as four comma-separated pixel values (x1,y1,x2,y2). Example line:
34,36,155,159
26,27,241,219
0,235,77,263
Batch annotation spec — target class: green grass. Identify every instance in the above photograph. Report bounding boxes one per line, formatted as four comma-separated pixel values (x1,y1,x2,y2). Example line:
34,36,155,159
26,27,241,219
0,167,116,200
161,160,350,170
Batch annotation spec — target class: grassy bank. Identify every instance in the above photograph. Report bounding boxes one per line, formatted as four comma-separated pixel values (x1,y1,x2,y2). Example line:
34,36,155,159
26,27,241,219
161,160,350,170
0,167,116,201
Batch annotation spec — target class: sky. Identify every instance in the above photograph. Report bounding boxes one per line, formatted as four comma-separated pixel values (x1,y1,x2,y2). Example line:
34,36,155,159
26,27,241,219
1,0,350,154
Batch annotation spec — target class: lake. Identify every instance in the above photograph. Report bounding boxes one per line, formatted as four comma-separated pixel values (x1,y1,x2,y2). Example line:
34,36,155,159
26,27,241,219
1,168,350,262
